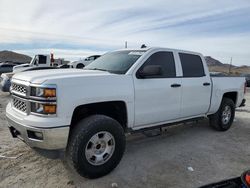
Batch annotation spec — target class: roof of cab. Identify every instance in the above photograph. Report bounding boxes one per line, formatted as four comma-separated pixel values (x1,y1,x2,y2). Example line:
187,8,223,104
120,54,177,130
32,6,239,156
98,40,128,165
114,47,203,56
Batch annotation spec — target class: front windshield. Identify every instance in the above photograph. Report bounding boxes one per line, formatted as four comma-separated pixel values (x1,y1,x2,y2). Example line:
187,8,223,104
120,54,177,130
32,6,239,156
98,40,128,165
85,50,145,74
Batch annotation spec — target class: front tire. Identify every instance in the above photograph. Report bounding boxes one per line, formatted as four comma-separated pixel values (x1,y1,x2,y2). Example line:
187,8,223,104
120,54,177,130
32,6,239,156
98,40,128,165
67,115,125,178
209,98,235,131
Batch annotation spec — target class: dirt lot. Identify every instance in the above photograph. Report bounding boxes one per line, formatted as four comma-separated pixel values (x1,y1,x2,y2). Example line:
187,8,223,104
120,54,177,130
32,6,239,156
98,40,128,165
0,90,250,188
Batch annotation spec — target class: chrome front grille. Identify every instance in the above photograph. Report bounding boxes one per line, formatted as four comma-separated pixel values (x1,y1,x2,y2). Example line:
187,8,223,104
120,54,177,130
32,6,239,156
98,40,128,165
11,83,27,96
12,96,27,113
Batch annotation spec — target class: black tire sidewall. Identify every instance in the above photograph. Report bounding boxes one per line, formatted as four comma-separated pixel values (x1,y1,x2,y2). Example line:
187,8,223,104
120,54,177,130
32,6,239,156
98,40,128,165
69,115,125,178
76,63,84,68
218,98,235,131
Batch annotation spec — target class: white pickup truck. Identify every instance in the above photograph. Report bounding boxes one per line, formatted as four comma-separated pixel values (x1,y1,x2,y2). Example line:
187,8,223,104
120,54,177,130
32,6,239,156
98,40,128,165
6,47,246,178
13,54,52,73
1,55,57,92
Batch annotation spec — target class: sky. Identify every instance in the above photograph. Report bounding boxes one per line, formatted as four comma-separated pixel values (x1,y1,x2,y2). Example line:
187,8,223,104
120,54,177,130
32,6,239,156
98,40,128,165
0,0,250,65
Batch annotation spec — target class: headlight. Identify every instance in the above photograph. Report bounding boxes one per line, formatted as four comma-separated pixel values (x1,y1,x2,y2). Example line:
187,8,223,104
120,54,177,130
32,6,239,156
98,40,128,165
30,102,57,115
29,85,57,116
30,86,56,98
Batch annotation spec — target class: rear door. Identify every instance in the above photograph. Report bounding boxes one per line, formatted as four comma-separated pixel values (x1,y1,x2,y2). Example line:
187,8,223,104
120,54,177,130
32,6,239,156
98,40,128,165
133,51,182,127
178,52,211,118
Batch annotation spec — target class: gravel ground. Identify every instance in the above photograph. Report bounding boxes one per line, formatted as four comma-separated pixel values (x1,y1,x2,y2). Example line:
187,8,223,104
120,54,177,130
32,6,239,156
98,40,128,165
0,90,250,188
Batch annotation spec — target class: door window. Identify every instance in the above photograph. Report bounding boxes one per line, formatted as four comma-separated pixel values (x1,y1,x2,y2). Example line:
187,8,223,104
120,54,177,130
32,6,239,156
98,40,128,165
179,53,205,77
137,51,176,78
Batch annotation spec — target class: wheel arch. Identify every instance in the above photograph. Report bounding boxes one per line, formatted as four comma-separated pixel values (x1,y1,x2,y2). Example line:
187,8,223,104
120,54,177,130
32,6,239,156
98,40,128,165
70,101,128,131
222,91,238,104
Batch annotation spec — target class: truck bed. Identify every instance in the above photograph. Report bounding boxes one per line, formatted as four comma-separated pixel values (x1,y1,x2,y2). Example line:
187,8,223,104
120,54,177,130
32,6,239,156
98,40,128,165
208,76,245,114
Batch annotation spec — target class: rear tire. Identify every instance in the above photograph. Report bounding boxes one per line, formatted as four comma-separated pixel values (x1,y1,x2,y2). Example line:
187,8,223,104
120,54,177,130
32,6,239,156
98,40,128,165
209,98,235,131
76,63,84,69
67,115,125,178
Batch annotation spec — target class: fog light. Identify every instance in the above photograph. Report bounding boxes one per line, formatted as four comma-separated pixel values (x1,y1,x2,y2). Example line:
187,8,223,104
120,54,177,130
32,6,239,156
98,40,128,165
34,132,43,139
27,130,43,140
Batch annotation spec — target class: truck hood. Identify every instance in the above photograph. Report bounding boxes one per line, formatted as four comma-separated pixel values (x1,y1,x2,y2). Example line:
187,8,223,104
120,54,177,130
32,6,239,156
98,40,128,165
12,69,111,84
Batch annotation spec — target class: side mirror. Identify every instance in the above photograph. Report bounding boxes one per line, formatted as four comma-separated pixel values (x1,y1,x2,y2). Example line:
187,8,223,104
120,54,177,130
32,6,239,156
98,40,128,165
137,65,162,78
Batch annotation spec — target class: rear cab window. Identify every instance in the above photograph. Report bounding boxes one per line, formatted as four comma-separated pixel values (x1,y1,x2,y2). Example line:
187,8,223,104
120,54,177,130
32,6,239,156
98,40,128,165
179,53,205,77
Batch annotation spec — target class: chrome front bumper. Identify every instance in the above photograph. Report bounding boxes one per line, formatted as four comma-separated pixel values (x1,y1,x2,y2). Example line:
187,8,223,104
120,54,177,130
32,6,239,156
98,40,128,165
6,116,69,150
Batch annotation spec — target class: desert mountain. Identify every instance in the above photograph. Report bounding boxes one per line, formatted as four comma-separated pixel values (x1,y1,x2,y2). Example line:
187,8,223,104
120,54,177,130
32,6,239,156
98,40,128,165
205,56,224,66
0,50,31,64
205,56,250,75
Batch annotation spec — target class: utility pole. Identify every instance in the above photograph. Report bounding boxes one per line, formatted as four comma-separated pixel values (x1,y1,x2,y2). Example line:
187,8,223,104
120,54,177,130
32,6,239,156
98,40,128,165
125,41,128,48
229,57,232,74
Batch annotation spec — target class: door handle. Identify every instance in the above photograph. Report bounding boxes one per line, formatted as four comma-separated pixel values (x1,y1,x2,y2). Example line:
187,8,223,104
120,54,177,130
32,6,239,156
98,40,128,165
171,83,181,88
203,82,211,86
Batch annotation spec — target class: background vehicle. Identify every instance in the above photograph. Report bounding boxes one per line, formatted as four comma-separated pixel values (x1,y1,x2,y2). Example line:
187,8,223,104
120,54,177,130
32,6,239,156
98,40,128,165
241,74,250,87
1,54,68,92
0,63,16,75
13,54,53,73
1,66,60,92
58,64,70,69
200,169,250,188
0,73,13,92
69,55,101,68
6,47,246,178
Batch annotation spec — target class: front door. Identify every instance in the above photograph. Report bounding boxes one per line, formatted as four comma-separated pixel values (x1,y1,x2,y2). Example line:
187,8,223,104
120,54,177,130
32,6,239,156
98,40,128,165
134,51,182,127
